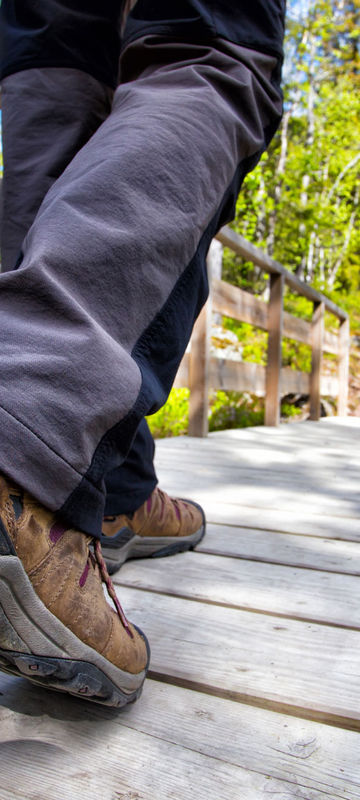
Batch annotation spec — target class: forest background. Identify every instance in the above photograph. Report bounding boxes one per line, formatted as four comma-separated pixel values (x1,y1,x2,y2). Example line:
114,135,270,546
148,0,360,438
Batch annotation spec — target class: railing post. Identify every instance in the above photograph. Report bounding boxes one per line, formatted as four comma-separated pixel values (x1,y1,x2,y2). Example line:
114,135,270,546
309,301,324,420
265,273,284,426
338,317,350,416
188,285,212,438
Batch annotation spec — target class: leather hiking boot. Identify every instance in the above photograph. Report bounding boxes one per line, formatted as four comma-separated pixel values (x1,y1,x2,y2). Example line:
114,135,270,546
0,475,150,707
101,487,206,574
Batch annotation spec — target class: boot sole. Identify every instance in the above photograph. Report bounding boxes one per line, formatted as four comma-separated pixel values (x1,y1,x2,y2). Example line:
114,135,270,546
102,521,206,575
0,556,150,707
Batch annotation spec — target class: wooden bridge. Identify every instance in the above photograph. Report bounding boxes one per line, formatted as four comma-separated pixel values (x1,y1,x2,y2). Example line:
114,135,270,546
0,233,358,799
1,417,359,798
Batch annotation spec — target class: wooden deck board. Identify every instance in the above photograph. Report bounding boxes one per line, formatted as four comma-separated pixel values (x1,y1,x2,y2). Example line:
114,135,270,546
114,584,360,728
1,674,360,800
1,417,360,798
197,523,360,573
115,549,360,627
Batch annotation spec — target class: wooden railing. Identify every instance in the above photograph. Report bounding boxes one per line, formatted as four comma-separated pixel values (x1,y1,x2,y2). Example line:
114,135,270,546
174,226,350,436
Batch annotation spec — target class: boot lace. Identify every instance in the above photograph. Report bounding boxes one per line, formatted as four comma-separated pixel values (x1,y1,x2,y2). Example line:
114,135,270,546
93,539,134,639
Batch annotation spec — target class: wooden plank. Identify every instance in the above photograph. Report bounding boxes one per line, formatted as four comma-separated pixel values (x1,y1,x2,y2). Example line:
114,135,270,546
211,277,268,329
153,470,360,515
175,356,337,396
154,418,360,466
155,417,360,461
209,358,266,392
116,586,360,728
117,550,360,629
197,523,360,574
280,366,309,394
324,328,339,355
157,460,359,495
193,502,360,541
338,318,350,415
0,680,266,800
188,298,211,437
310,301,325,420
1,674,360,800
216,226,348,321
173,351,189,387
265,273,284,425
283,310,311,344
211,280,331,354
154,421,360,533
321,374,339,396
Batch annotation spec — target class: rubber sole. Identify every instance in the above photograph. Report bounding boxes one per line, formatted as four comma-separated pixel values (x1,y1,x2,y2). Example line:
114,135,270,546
0,556,150,707
102,517,206,575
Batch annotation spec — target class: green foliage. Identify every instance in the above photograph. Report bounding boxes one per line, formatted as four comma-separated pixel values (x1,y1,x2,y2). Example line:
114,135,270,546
282,340,312,372
223,318,268,364
208,391,264,431
280,402,302,419
283,292,313,321
146,388,265,438
229,1,360,301
146,388,189,439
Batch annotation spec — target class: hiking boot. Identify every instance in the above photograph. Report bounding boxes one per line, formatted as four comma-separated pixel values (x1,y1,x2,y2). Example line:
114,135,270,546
101,488,206,574
0,475,150,707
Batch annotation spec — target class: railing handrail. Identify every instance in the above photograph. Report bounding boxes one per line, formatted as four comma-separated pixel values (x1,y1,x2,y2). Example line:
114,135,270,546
216,226,348,322
175,228,350,436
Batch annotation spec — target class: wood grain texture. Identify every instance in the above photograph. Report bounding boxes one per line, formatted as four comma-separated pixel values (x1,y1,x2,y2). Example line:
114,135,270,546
212,277,268,329
283,310,311,344
209,358,266,392
265,273,284,425
194,503,360,540
116,549,360,628
188,299,211,437
324,328,339,355
114,586,360,728
1,675,359,800
197,523,360,572
338,318,350,415
310,302,325,420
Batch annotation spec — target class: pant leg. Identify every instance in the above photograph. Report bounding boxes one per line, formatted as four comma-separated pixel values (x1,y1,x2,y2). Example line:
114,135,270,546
0,31,283,537
0,66,158,514
1,68,113,272
105,419,157,515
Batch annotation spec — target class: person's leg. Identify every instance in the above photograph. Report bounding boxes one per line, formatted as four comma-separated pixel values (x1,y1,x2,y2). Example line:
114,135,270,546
0,36,283,533
0,68,114,273
0,1,284,704
0,2,150,707
0,63,204,566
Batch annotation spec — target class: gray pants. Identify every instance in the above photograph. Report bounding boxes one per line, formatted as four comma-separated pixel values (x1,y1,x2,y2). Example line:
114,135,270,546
1,67,159,518
0,38,282,536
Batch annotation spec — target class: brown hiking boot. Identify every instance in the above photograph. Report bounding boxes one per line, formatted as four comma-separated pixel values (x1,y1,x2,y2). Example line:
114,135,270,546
0,475,149,707
101,487,205,574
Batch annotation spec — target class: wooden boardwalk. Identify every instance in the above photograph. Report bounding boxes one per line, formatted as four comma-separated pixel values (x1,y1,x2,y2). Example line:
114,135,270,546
1,416,360,799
